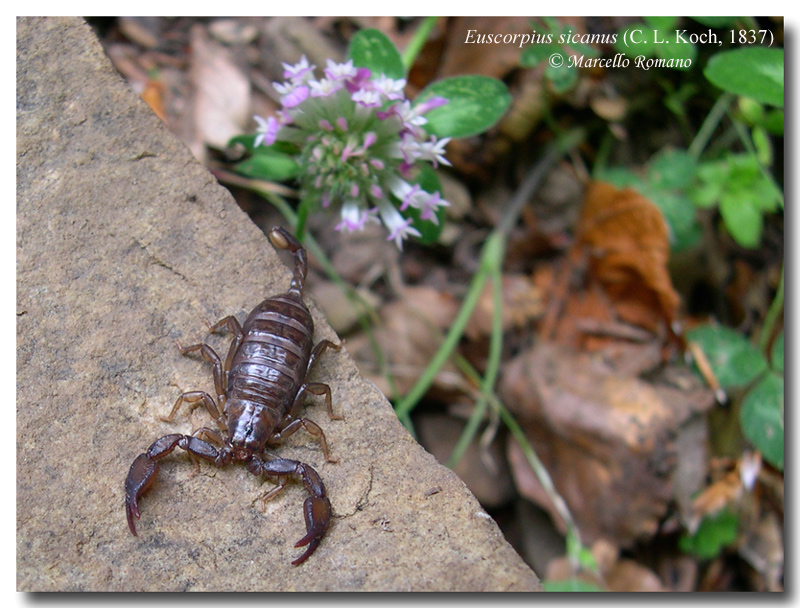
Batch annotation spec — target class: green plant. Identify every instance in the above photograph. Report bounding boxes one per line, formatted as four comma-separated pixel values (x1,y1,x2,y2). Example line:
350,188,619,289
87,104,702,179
519,17,599,92
614,17,697,69
690,151,782,248
679,509,740,559
688,324,784,471
231,26,511,246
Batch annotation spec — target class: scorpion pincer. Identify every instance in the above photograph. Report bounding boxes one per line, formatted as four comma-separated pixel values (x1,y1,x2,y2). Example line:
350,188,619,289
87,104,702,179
124,226,342,565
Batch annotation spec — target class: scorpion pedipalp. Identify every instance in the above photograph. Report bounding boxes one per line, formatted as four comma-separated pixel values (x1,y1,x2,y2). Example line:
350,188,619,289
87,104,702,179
125,434,224,535
247,456,331,565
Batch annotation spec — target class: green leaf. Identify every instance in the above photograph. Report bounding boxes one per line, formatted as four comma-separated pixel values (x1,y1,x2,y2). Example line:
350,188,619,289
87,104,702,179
228,133,299,156
615,24,657,57
401,165,445,245
648,148,696,190
737,97,765,125
690,161,727,208
679,510,739,559
546,59,579,93
228,132,258,151
719,191,763,248
543,580,604,592
520,43,560,67
770,331,783,373
692,16,741,28
751,125,773,167
704,47,784,107
647,190,702,251
233,148,300,182
763,109,784,135
741,372,784,470
658,34,697,69
347,28,405,80
415,75,511,138
595,167,645,190
687,324,768,389
689,153,782,246
644,16,679,30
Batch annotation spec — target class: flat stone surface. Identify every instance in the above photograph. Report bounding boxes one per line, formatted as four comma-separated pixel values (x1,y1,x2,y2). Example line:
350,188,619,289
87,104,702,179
16,17,542,591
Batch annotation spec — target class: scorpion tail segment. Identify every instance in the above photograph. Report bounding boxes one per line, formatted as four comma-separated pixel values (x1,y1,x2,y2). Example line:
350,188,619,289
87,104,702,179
292,496,331,565
124,453,160,536
268,226,307,297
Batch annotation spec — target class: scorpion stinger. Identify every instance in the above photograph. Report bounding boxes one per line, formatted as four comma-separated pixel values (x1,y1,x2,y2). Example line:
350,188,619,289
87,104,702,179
125,226,342,565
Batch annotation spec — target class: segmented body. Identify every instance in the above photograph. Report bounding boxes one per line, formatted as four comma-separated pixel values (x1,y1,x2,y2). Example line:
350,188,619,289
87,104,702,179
226,293,314,451
124,227,340,565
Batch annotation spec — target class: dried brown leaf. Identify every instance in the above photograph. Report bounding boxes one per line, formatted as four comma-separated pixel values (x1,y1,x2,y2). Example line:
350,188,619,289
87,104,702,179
501,342,714,546
190,24,250,152
575,180,680,331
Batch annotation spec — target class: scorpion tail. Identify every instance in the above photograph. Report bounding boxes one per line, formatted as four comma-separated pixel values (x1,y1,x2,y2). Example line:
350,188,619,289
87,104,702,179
268,226,307,298
291,495,332,565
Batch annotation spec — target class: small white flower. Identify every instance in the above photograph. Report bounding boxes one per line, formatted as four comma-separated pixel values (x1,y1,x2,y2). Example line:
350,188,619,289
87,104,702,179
351,88,382,107
373,75,407,100
309,78,343,98
335,201,379,233
324,59,357,81
282,55,315,81
253,115,279,147
378,201,421,249
416,137,452,168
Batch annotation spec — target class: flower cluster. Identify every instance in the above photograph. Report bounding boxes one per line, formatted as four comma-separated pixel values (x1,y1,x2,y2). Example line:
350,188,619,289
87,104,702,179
254,56,451,248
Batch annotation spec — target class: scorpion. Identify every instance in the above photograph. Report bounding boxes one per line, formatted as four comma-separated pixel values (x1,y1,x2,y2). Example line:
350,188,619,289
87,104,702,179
124,226,342,565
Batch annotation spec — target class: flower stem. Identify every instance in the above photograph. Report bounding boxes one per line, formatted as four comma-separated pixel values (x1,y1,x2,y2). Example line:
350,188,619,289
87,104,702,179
759,263,784,353
445,255,504,468
394,230,502,422
401,17,439,72
688,93,733,160
394,129,584,426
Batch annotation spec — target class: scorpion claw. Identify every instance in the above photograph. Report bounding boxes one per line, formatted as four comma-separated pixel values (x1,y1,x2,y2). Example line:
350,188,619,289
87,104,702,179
125,453,159,536
291,496,331,565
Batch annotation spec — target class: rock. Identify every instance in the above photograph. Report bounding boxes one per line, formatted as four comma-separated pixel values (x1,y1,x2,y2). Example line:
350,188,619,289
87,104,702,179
16,17,541,591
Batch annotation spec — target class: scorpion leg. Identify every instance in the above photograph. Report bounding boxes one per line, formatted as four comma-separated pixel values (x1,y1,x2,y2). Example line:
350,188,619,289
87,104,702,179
295,381,343,421
207,315,243,377
160,390,225,431
270,412,337,463
247,456,331,566
125,434,222,535
306,339,342,378
160,390,226,432
176,341,227,396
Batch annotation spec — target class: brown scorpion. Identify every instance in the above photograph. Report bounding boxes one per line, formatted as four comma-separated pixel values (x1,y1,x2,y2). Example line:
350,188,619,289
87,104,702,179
125,226,342,565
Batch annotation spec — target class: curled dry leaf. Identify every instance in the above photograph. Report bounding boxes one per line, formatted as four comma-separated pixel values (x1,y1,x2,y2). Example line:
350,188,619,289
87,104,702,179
501,342,714,547
574,180,680,332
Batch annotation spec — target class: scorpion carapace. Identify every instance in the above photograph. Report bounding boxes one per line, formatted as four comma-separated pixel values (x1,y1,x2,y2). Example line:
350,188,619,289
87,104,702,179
125,226,342,565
